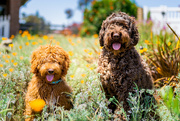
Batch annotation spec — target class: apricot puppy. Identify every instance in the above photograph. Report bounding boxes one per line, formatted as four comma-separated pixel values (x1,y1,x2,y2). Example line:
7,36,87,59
25,45,73,121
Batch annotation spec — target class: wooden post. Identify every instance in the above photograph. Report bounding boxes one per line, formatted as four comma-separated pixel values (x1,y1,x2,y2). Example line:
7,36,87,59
9,0,21,36
137,7,143,21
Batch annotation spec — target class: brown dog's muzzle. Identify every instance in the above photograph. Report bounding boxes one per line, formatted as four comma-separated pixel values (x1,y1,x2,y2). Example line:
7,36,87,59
112,33,121,40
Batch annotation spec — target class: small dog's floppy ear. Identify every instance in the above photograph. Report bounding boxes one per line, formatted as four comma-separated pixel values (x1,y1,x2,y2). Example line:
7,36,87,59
61,52,70,77
129,17,139,46
31,50,39,74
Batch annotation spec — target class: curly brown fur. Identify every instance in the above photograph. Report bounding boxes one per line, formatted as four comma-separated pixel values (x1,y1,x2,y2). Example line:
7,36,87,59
97,12,159,120
25,45,73,121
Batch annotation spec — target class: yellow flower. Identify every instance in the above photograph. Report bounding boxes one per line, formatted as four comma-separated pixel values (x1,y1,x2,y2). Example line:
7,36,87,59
144,40,149,44
90,67,93,70
26,42,29,46
29,99,46,112
7,55,11,58
9,68,14,72
20,56,23,60
10,35,15,39
27,36,32,40
88,52,93,55
32,42,38,45
12,52,17,56
143,48,147,52
139,49,144,54
52,39,56,43
93,34,98,38
156,41,160,45
38,39,43,43
23,30,29,35
19,30,22,34
71,42,76,46
84,49,89,53
81,80,84,84
5,60,9,63
0,52,1,55
0,64,3,67
81,74,86,77
43,35,48,40
13,62,18,66
3,55,6,59
168,42,171,46
2,37,7,41
110,6,114,10
11,59,14,63
32,36,35,40
100,47,103,49
72,34,76,37
98,52,101,55
86,64,90,68
94,42,98,45
19,46,22,49
68,51,74,56
56,42,60,45
49,36,54,40
3,73,8,77
70,75,74,78
68,38,72,43
77,40,81,43
9,44,13,47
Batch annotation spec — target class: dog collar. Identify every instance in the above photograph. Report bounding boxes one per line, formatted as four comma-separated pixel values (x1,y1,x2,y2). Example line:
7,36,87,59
50,79,62,84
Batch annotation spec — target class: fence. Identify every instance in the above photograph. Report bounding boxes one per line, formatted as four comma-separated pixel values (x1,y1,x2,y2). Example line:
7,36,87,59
0,15,10,38
143,6,180,35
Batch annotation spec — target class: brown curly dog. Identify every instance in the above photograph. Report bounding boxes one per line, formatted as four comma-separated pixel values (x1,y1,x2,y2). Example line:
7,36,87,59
25,45,73,121
97,12,159,120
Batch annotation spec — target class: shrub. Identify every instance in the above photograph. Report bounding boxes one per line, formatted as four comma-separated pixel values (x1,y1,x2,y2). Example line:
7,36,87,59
144,24,180,88
80,0,138,36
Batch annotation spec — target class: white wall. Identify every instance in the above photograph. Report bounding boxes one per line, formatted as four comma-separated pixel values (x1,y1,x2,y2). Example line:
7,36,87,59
143,6,180,36
0,15,10,38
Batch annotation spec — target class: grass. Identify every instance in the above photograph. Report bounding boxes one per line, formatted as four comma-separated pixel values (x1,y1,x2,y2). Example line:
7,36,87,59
0,30,179,120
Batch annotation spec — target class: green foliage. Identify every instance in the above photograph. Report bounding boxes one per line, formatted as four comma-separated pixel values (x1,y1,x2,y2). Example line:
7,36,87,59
80,0,138,36
1,22,180,120
159,86,180,120
147,11,151,20
22,12,51,35
143,25,180,88
127,85,158,121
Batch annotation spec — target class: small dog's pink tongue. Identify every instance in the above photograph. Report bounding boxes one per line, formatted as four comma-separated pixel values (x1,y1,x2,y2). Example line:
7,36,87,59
46,75,54,81
112,43,121,50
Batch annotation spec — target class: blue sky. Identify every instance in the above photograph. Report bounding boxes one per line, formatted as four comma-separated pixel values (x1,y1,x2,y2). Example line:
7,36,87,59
20,0,180,26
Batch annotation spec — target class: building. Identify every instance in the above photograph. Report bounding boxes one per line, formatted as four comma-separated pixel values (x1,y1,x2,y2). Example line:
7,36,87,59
0,0,28,38
143,6,180,35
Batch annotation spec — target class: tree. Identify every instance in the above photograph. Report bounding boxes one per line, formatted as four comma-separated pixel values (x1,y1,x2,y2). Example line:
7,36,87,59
21,0,29,6
65,9,73,19
78,0,93,11
80,0,138,36
22,11,50,34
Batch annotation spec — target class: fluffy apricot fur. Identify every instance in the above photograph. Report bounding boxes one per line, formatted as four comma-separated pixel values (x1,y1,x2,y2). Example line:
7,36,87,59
25,45,73,121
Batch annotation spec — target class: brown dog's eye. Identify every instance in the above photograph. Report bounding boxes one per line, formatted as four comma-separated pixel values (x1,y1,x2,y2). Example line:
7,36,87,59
116,22,121,26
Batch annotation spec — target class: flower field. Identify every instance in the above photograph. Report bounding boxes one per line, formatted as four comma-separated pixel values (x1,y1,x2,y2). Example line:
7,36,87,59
0,28,180,120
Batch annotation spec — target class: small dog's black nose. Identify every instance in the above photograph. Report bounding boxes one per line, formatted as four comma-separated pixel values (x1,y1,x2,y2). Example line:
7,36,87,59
48,69,54,74
113,33,120,39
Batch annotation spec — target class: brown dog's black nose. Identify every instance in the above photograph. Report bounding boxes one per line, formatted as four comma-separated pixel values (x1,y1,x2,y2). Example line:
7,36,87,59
48,69,54,74
113,33,121,39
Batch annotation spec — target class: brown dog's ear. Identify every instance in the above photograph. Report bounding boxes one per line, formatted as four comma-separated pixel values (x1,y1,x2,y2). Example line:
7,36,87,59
99,28,105,47
30,50,39,74
99,20,107,47
129,17,139,46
